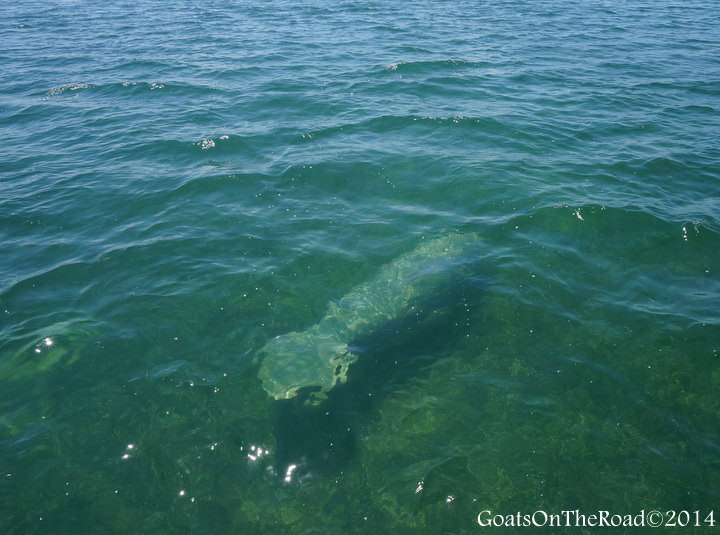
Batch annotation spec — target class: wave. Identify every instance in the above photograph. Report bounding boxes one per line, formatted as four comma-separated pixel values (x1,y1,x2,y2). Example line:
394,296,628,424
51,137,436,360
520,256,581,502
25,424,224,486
384,58,487,74
44,79,235,101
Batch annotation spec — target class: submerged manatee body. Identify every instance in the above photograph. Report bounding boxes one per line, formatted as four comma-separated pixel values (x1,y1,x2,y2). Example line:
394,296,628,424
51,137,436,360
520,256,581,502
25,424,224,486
258,232,479,402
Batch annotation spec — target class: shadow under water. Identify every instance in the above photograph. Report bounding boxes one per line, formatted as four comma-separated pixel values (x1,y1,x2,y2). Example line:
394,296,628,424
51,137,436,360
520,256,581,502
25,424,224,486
269,275,485,483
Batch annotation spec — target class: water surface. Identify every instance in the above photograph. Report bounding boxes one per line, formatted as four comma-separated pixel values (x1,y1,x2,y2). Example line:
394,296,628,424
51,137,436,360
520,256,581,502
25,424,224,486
1,0,719,533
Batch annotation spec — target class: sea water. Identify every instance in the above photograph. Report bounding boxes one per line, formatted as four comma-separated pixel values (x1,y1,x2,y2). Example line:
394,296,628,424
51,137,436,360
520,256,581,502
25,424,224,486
1,0,719,533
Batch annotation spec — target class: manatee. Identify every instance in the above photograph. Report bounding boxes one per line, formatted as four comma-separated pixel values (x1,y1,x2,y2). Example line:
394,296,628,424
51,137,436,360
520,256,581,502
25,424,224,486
258,232,479,403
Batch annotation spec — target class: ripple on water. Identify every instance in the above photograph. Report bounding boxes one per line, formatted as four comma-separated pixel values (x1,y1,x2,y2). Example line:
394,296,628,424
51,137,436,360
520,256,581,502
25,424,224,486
1,0,719,533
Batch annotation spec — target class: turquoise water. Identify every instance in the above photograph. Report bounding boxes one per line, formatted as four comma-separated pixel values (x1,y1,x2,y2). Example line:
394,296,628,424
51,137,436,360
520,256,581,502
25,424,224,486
1,0,719,532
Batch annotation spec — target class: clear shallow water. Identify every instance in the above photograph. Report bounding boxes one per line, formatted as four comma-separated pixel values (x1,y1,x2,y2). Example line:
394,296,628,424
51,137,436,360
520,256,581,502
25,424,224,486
1,0,719,533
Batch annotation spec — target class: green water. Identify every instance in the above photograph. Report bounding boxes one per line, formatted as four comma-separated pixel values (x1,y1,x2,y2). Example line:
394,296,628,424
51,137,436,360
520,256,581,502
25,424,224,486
1,0,719,533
